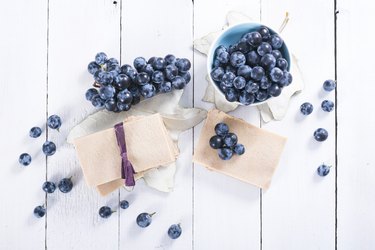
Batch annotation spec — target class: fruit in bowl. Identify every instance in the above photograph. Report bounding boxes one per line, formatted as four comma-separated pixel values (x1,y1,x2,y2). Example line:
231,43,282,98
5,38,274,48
207,23,293,106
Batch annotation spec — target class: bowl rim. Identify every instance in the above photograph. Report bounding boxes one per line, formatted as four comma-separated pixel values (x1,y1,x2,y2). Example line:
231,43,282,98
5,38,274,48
206,21,291,107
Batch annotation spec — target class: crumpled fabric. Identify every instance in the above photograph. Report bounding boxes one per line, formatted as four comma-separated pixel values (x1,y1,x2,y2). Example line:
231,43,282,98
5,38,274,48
193,11,304,122
67,90,207,193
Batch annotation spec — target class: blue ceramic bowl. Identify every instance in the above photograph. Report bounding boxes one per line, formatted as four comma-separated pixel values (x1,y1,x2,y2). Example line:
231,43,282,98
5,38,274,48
207,22,291,106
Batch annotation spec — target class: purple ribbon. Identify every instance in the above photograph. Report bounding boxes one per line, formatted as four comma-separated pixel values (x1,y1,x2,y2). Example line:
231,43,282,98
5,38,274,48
114,122,135,186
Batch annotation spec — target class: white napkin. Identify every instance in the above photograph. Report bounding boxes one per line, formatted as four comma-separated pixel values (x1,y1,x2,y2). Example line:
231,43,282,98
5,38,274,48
194,11,304,122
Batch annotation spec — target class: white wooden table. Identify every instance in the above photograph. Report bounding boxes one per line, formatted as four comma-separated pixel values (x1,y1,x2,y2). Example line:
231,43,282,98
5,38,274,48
1,0,374,249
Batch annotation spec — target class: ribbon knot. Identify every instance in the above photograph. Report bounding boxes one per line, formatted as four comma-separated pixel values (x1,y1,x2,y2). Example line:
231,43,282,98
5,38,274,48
121,152,128,158
114,122,136,186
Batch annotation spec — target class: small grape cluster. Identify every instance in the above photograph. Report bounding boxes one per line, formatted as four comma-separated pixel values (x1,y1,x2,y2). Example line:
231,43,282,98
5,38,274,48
210,26,293,105
209,123,245,160
86,52,191,112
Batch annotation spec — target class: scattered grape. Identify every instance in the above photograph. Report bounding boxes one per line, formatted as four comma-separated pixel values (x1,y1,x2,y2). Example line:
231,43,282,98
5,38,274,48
29,127,42,138
323,79,336,91
47,115,62,130
136,212,154,228
120,200,129,209
300,102,314,115
58,177,73,193
42,141,56,156
19,153,32,166
99,206,113,219
317,164,331,177
321,100,335,112
42,181,56,194
34,205,46,218
314,128,329,142
168,224,182,239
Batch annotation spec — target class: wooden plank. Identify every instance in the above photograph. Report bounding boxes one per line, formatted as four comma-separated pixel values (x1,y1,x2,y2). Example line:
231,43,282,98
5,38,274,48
46,0,121,249
260,1,336,249
119,0,194,249
337,0,375,248
193,1,262,249
0,0,47,249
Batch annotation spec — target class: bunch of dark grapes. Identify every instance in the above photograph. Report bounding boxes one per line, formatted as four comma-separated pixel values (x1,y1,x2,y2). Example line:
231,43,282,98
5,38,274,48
86,52,191,112
210,26,293,105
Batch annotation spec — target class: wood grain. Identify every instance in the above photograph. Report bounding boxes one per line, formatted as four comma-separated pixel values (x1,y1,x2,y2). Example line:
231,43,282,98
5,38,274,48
0,0,47,249
337,0,375,248
1,0,375,249
119,0,194,249
193,1,262,249
260,1,336,249
46,0,120,249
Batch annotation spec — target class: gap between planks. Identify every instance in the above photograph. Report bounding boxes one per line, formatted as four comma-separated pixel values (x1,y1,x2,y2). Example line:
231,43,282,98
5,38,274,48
44,0,50,249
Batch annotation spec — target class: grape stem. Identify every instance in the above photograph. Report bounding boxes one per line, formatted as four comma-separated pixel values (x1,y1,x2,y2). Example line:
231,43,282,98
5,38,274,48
278,12,289,34
322,163,332,169
149,212,156,217
93,82,101,88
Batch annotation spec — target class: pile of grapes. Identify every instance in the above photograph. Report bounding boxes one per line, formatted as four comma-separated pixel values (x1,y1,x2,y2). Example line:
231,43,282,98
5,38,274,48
210,26,293,105
86,52,191,112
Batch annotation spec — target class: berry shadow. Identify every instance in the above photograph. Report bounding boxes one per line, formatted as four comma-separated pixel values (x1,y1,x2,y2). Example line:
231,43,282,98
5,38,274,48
308,136,322,150
318,88,330,99
45,195,58,210
201,169,260,201
120,192,136,206
69,166,83,186
26,210,45,226
105,196,121,210
294,111,307,123
79,70,92,86
316,107,334,120
313,170,325,183
127,218,150,237
11,162,26,175
158,231,175,249
48,172,62,183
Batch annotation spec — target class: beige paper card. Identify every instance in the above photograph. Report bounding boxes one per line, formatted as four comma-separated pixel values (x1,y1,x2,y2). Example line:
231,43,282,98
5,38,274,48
73,113,178,195
193,109,287,189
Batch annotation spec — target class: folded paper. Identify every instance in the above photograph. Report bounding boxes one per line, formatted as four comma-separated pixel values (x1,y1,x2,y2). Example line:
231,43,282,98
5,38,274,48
73,113,178,196
193,109,287,189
